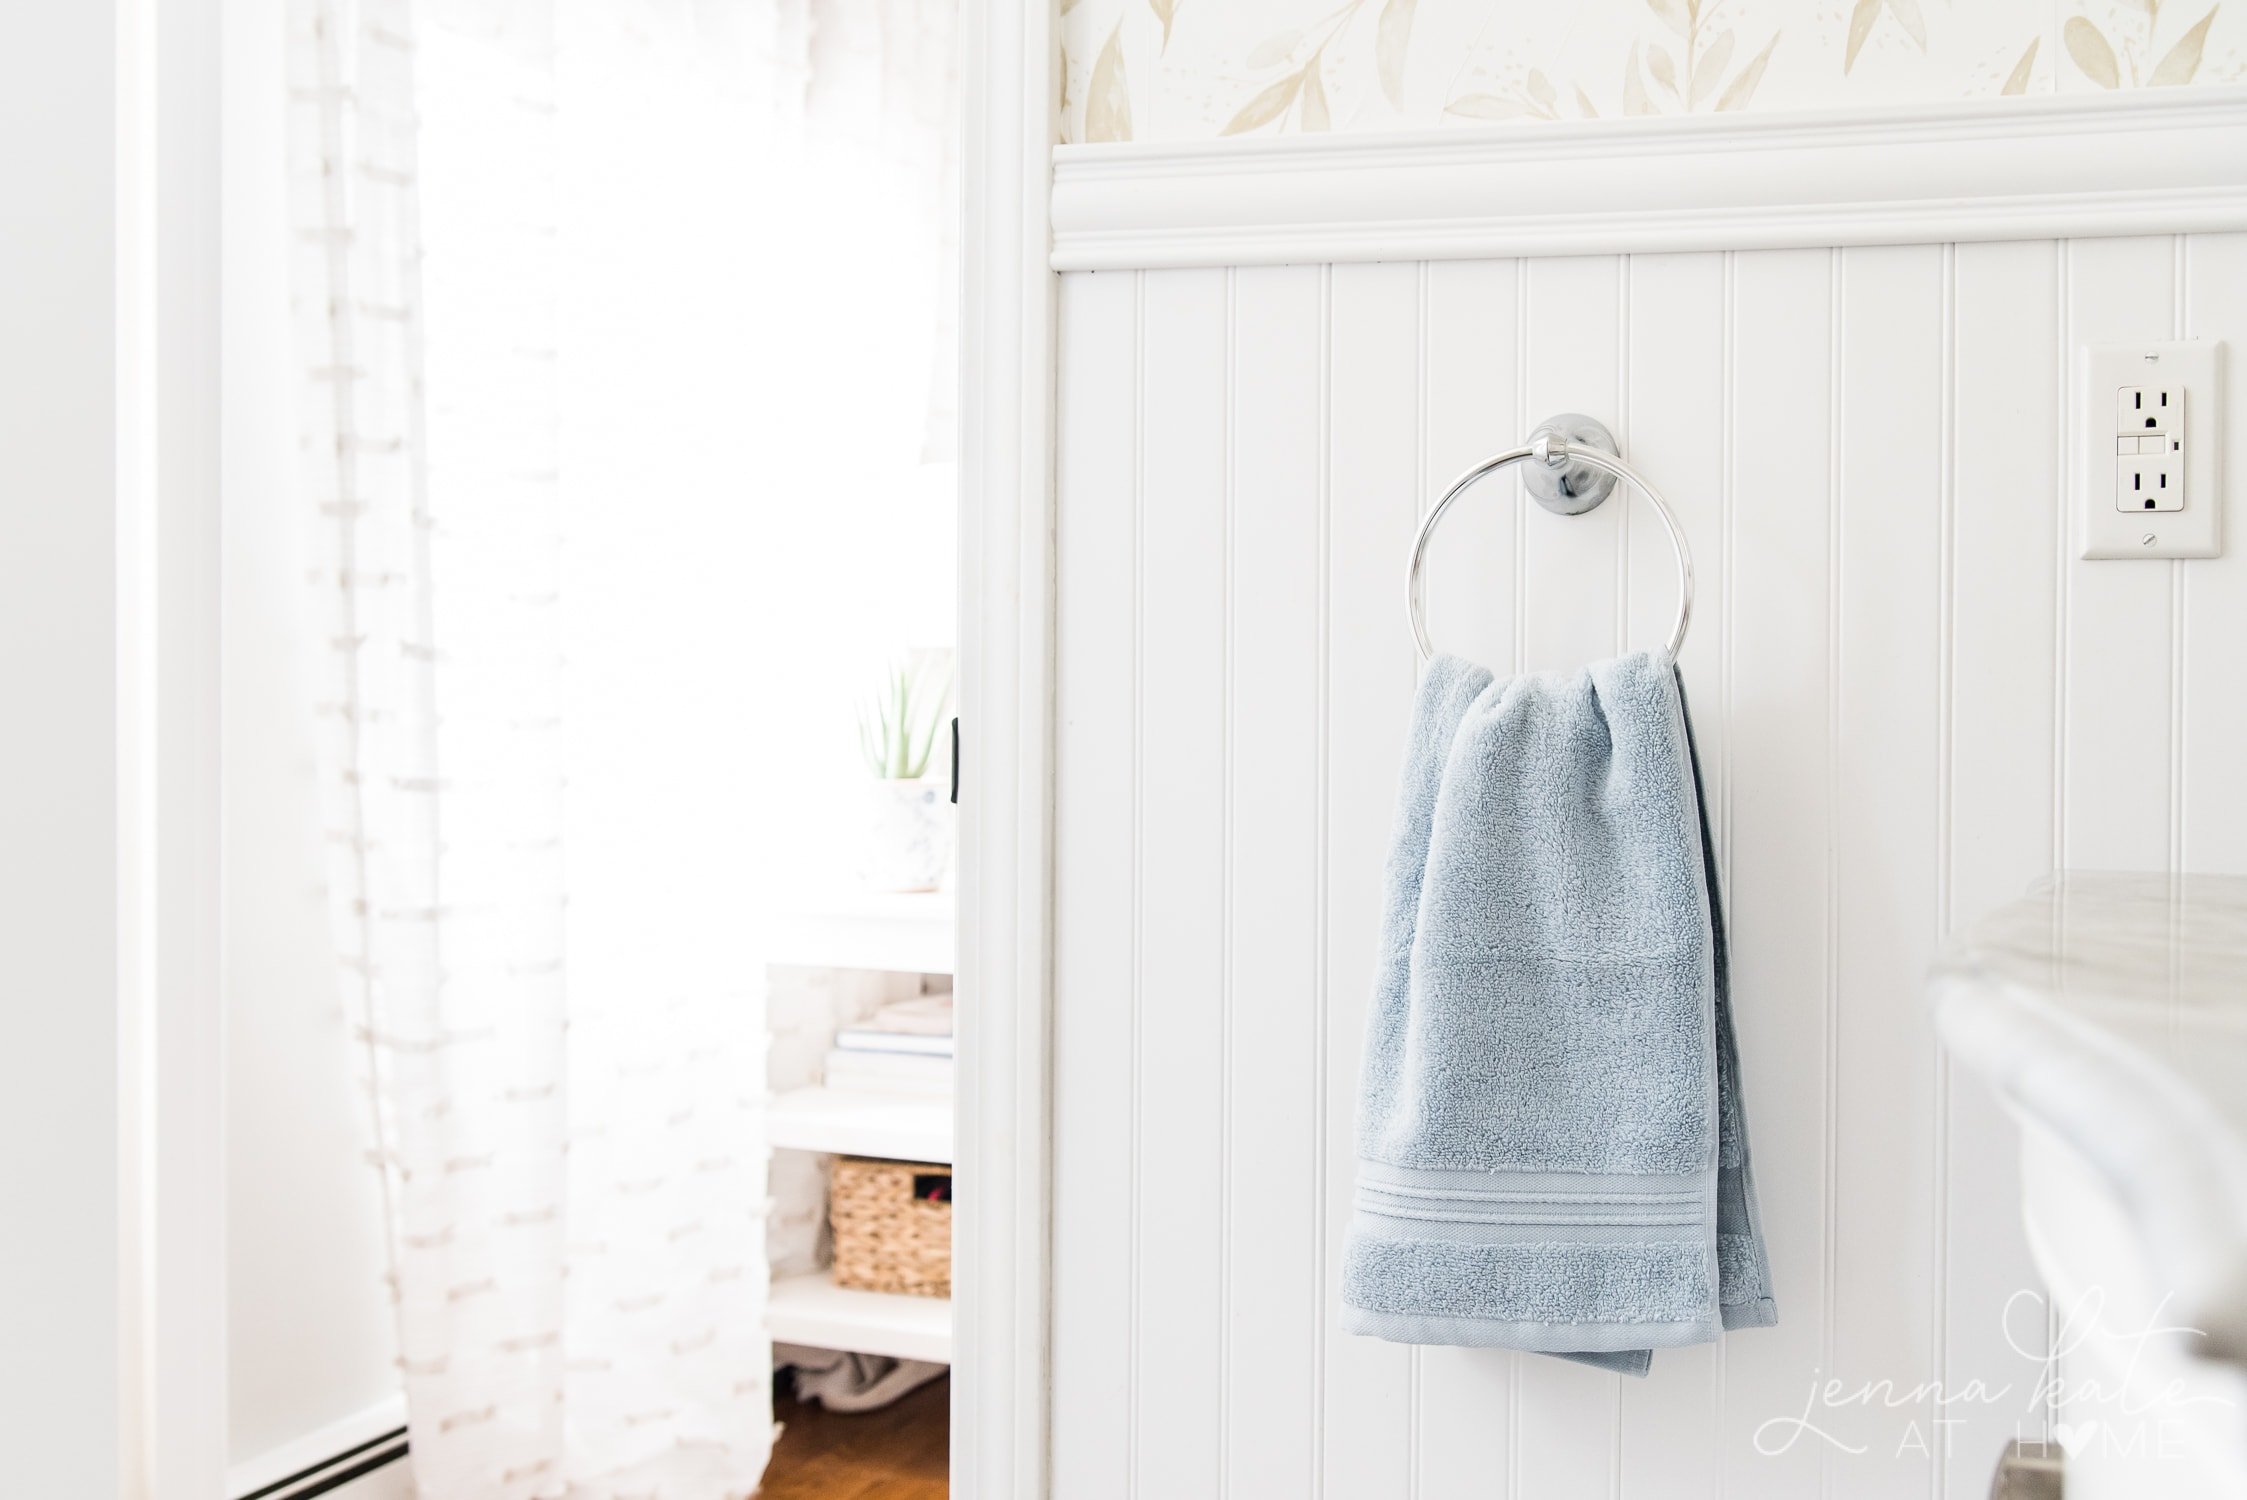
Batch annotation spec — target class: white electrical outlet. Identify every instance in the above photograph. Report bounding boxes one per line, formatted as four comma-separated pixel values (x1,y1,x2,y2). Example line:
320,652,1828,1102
2118,385,2182,436
2081,341,2224,559
2115,430,2185,512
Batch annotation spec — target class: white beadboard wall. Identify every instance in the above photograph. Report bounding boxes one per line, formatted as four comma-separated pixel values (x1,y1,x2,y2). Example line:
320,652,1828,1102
1050,234,2247,1499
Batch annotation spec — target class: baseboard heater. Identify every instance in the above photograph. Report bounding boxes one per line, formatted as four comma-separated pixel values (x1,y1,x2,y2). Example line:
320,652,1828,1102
233,1426,407,1500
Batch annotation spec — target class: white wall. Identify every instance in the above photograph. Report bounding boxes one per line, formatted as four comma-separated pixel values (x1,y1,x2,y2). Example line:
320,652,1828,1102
1050,232,2247,1498
220,0,401,1470
0,3,121,1486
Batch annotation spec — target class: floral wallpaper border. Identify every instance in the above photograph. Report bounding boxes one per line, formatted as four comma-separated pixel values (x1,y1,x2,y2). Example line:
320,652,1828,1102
1059,0,2245,144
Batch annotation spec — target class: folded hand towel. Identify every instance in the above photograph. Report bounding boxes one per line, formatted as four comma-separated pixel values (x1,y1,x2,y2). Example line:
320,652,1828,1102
1341,651,1776,1374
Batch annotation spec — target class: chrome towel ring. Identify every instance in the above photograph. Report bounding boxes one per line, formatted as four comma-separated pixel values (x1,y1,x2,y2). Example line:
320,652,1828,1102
1405,413,1694,663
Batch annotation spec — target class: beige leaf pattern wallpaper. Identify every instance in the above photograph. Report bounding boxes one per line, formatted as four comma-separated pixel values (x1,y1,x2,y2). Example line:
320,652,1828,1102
1058,0,2243,143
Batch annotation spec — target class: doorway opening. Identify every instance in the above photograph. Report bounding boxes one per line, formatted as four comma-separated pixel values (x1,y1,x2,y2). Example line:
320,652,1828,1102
217,2,965,1495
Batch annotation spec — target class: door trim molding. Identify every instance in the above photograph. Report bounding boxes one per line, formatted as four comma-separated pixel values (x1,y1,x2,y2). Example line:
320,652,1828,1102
1052,86,2247,270
954,1,1058,1495
119,0,228,1489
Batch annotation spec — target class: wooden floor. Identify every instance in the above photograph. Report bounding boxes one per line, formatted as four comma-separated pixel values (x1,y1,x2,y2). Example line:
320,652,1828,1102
759,1374,948,1500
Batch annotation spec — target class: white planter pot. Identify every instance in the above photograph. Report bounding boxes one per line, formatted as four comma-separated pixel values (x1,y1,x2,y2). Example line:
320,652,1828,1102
863,780,952,893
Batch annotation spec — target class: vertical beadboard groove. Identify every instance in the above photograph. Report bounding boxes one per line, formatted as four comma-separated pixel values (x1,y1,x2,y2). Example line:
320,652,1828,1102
1507,263,1523,1500
1321,260,1419,1497
1946,237,2063,1485
1137,269,1229,1496
2048,239,2068,1412
1619,342,1629,1453
2171,570,2187,876
1218,264,1319,1498
1821,245,1843,1500
1616,256,1633,654
2170,235,2188,887
1049,225,2243,1500
1127,267,1146,1500
1407,260,1427,1500
2170,240,2188,1052
1715,246,1736,1500
1217,265,1236,1500
1052,268,1141,1499
2177,232,2247,854
2053,244,2069,876
1513,266,1528,678
1933,241,1958,1499
1311,262,1333,1500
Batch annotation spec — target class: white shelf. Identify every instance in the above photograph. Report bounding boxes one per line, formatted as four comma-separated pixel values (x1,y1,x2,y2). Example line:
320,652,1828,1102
766,889,954,974
767,1270,951,1364
768,1086,952,1163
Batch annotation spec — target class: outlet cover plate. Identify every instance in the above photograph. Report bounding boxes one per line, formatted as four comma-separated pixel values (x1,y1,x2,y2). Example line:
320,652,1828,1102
2081,339,2224,560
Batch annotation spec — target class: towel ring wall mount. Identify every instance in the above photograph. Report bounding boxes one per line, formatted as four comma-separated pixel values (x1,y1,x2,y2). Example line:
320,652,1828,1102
1406,413,1694,663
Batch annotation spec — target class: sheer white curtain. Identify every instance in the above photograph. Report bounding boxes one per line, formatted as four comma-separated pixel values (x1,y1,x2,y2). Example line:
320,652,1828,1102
287,1,952,1496
289,6,583,1496
290,1,761,1494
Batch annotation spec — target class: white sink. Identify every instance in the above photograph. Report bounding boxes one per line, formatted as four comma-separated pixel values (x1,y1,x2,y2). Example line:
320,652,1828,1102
1933,872,2247,1499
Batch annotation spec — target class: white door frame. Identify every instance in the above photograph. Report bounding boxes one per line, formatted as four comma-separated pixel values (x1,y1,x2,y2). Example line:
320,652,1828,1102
118,0,228,1493
952,0,1059,1495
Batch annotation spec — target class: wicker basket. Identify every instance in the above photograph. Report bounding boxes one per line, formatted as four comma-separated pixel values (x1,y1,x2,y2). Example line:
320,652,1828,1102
830,1156,952,1298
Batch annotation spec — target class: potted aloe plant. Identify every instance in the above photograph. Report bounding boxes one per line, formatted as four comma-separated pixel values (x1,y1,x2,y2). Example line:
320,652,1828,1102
857,653,953,892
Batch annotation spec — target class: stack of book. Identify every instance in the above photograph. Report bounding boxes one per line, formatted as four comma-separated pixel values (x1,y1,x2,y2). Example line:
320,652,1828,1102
823,990,953,1098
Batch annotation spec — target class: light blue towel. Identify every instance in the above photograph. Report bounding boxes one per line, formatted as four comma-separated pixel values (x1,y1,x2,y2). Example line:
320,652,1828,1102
1340,652,1776,1375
